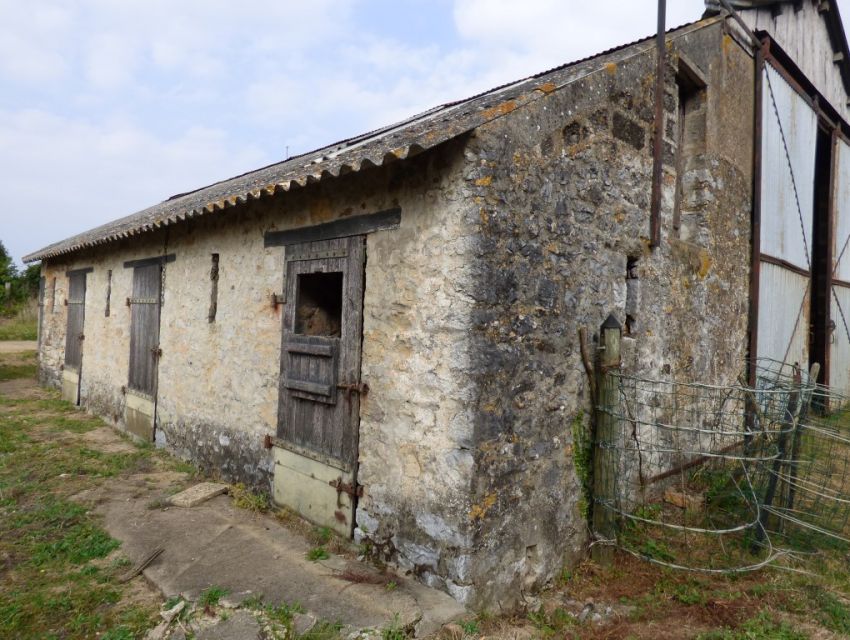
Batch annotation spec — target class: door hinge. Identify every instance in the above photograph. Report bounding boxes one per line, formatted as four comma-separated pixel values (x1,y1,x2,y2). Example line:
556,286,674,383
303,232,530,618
78,333,85,341
150,346,162,358
329,477,364,499
337,382,369,402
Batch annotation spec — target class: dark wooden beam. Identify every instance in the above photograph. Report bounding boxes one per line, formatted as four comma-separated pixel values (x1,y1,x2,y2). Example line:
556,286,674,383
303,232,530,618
264,208,401,248
123,254,176,269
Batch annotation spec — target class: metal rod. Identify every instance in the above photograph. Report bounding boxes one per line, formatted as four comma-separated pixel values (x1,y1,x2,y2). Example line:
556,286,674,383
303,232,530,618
649,0,666,248
717,0,762,49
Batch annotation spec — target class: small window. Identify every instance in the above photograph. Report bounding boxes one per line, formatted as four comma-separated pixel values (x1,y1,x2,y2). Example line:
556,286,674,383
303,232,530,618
208,253,219,323
105,269,112,317
673,56,708,236
50,277,57,313
295,272,343,337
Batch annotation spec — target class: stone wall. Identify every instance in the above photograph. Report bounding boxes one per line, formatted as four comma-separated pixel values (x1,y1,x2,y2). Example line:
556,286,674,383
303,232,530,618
461,21,755,608
36,138,482,602
35,18,758,613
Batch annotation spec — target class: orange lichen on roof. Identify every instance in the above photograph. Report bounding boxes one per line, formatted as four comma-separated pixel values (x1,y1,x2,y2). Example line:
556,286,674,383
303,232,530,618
482,100,517,120
536,82,557,94
605,62,617,75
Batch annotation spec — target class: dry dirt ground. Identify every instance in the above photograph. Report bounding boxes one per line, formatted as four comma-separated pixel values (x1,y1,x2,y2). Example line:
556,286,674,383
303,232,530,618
3,349,850,640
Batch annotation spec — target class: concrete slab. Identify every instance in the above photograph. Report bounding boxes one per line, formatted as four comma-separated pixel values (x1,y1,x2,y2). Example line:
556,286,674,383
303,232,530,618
195,610,262,640
95,481,466,637
169,482,229,508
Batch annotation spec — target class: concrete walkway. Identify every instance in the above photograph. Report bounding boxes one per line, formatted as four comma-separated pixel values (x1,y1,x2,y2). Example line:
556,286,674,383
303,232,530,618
85,475,465,637
0,340,37,353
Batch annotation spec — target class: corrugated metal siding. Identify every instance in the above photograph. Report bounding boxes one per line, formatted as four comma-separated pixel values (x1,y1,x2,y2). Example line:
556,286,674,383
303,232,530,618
831,285,850,395
757,261,810,366
834,138,850,280
760,64,818,270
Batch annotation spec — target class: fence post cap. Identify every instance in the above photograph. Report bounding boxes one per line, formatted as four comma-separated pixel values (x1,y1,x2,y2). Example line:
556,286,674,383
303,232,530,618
601,314,621,330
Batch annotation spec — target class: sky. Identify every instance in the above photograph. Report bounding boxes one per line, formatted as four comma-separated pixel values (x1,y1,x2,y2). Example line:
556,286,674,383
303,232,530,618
0,0,822,266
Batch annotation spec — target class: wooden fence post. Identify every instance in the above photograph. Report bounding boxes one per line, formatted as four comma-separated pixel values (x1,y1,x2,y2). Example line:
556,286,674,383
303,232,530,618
592,314,622,563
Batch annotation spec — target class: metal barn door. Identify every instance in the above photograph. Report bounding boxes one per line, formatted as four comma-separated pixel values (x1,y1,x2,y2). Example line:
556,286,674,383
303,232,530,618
273,236,366,536
126,263,162,440
62,270,88,405
830,137,850,397
757,64,818,368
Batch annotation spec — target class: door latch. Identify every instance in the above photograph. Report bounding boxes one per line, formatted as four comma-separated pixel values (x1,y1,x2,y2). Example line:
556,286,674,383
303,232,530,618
329,477,364,507
336,382,369,402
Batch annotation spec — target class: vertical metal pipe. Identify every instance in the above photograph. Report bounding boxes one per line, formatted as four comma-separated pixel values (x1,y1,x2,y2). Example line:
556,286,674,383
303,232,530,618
748,43,765,389
649,0,666,248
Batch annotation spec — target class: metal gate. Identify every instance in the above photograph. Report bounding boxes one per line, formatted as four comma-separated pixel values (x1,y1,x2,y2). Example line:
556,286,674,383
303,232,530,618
273,235,366,536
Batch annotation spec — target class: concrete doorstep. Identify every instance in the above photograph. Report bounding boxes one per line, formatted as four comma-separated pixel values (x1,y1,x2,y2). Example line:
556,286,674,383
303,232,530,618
86,478,466,639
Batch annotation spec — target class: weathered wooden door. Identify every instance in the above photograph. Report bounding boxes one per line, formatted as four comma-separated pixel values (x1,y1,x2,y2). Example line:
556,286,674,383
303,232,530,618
62,270,89,405
273,236,366,536
126,263,162,440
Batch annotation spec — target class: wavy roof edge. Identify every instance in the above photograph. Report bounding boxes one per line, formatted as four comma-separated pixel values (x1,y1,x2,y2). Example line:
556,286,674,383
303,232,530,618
24,17,715,264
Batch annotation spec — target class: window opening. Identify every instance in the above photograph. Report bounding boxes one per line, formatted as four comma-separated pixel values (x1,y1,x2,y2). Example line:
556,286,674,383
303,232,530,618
295,272,343,337
50,277,56,313
208,253,219,323
626,256,640,336
673,58,708,237
105,270,112,317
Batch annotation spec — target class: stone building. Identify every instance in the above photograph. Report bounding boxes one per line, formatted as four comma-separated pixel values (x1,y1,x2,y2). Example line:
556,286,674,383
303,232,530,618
24,1,850,610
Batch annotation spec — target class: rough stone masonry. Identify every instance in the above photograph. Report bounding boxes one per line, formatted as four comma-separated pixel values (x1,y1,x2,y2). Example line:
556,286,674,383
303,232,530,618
33,15,754,610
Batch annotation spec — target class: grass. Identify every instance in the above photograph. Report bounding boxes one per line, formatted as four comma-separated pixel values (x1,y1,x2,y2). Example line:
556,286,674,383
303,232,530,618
197,585,229,608
0,351,168,638
0,350,37,381
230,482,270,513
0,317,37,341
307,546,330,561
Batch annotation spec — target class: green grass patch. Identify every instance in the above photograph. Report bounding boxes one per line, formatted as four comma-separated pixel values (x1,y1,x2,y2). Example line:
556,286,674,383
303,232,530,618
307,547,330,561
0,362,37,381
197,585,229,608
696,610,808,639
0,368,160,639
0,318,37,341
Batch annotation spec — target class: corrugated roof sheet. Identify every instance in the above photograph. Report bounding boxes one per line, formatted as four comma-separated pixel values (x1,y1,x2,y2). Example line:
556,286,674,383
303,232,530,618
24,18,713,264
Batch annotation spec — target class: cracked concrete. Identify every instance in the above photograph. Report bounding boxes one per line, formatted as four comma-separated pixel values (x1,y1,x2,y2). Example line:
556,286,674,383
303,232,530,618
78,472,466,637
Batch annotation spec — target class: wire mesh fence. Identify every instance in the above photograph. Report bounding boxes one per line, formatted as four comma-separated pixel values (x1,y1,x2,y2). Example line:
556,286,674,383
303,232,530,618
592,357,850,574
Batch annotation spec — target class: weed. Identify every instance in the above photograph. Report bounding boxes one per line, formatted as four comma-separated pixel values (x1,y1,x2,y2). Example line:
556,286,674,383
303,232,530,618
230,482,270,513
381,613,407,640
265,600,305,626
197,585,229,608
460,618,480,635
696,610,807,639
308,546,330,561
315,526,333,544
385,581,398,592
300,620,344,640
570,410,592,521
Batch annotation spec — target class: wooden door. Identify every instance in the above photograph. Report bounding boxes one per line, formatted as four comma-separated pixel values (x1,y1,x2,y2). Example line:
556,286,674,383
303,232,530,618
62,271,88,405
273,236,366,536
126,263,162,440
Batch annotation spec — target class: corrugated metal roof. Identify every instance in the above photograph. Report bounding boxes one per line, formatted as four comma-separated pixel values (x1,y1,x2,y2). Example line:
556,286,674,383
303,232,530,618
24,18,713,264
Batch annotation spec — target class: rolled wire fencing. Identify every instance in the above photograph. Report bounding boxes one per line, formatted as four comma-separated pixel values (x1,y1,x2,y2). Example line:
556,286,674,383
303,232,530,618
591,358,850,573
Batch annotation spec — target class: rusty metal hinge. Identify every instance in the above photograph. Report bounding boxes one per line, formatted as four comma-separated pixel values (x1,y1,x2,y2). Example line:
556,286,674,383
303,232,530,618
150,346,162,358
337,382,369,402
78,333,85,341
329,477,364,499
270,292,285,309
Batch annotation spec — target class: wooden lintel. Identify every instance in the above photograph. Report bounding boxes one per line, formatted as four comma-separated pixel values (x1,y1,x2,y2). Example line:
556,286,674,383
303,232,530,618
264,208,401,248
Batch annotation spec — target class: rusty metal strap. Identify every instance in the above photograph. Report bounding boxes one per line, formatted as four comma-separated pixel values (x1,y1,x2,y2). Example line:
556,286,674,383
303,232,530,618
66,299,85,305
286,250,348,262
127,297,158,305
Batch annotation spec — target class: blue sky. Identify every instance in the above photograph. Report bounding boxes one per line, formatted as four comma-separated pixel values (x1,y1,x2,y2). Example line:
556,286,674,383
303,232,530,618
0,0,776,265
